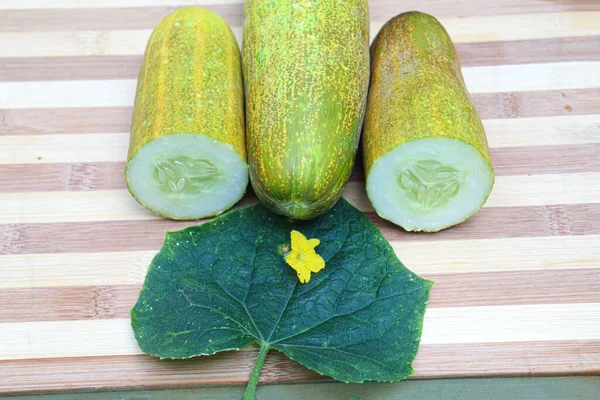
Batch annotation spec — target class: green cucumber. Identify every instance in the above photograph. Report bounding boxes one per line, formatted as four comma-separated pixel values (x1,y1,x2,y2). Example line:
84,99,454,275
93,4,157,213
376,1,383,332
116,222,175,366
243,0,370,220
363,11,495,232
126,7,247,220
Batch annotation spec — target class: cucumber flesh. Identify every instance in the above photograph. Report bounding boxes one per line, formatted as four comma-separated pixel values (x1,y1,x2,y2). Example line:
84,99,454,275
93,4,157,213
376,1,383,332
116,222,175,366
126,133,248,220
366,137,494,232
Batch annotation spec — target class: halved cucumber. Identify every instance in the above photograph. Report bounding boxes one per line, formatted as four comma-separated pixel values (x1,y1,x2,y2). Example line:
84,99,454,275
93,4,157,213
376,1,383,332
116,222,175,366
126,8,247,220
363,12,494,232
126,133,247,220
367,137,493,232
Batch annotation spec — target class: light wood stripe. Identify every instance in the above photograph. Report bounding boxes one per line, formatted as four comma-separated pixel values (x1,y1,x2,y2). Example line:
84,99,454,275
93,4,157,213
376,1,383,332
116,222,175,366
0,0,244,9
1,303,599,360
462,62,600,94
0,107,133,135
3,37,598,82
0,133,128,164
423,11,600,44
394,235,600,275
4,143,599,193
2,63,598,110
1,0,597,13
0,341,598,394
2,235,598,289
1,12,599,58
3,90,597,136
1,3,599,33
3,268,599,323
0,172,598,224
0,29,229,58
483,115,600,148
0,79,137,109
0,5,244,32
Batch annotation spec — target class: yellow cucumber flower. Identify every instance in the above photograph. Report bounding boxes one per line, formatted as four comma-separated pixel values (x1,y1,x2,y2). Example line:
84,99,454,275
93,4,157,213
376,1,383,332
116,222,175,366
285,230,325,284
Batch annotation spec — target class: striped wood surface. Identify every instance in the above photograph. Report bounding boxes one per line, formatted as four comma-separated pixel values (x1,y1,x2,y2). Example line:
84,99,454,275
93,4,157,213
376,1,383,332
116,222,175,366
1,0,600,395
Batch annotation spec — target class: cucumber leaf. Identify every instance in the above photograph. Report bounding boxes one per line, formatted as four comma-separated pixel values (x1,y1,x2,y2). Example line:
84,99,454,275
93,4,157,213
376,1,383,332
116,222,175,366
131,198,432,387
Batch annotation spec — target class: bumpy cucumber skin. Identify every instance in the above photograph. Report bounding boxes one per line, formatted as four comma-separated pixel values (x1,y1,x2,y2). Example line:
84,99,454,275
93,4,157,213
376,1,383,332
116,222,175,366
128,7,245,159
243,0,370,220
363,11,493,175
126,7,246,218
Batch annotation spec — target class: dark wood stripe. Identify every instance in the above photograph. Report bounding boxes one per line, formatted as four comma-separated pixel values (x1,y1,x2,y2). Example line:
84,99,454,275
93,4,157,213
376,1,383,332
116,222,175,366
2,37,598,82
455,36,600,67
0,162,126,192
1,1,598,33
0,285,139,323
369,203,600,243
0,55,143,82
428,269,600,308
474,88,600,119
2,269,599,323
1,341,599,394
1,203,598,256
2,89,597,135
2,143,599,193
348,143,600,183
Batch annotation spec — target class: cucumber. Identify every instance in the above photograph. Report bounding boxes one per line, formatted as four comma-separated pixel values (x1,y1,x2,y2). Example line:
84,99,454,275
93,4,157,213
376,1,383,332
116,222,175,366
126,7,247,220
242,0,370,220
363,11,495,232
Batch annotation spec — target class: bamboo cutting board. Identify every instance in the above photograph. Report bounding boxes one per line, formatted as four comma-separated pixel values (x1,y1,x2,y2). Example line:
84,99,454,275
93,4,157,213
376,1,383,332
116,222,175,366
1,0,600,395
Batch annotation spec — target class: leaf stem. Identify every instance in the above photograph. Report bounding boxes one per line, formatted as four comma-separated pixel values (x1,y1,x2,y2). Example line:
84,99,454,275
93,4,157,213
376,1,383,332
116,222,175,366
243,342,270,400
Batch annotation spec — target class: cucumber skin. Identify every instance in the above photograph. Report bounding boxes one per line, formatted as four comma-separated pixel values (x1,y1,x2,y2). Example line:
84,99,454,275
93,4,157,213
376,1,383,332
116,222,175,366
127,7,245,163
243,0,370,220
362,11,493,177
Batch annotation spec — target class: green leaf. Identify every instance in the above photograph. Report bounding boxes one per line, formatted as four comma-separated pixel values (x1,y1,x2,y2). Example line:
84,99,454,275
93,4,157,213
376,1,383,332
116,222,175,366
131,198,432,385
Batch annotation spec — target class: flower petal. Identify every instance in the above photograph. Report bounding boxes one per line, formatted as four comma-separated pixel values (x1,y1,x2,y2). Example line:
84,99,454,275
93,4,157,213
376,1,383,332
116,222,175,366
285,250,299,267
296,267,312,284
290,230,307,251
305,238,320,250
303,252,326,273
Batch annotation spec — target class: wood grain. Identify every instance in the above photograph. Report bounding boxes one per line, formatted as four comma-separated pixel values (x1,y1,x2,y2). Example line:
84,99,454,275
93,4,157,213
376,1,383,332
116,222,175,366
0,162,126,192
1,0,599,29
2,36,598,82
0,107,133,135
0,12,599,58
3,143,599,192
1,304,599,360
0,341,598,394
2,235,598,289
3,90,597,136
3,269,600,323
0,173,598,223
1,0,599,394
0,5,244,32
2,203,599,256
4,117,600,164
2,63,598,110
0,0,244,9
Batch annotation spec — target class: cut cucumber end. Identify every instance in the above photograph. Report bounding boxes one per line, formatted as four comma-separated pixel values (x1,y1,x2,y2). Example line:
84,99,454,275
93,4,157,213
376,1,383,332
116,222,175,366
366,137,494,232
126,133,248,220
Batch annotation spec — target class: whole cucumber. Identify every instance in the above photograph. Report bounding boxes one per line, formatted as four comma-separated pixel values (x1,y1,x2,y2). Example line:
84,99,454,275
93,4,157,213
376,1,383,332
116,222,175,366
243,0,370,220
